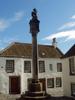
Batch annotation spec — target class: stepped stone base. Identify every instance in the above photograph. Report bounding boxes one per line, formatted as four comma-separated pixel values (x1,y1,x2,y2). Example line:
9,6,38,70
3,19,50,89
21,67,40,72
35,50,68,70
17,79,49,100
20,91,47,100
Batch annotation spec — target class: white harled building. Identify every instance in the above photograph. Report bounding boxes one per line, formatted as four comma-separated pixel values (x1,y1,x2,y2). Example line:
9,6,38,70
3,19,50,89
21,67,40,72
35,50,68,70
0,39,75,97
0,40,64,97
62,44,75,97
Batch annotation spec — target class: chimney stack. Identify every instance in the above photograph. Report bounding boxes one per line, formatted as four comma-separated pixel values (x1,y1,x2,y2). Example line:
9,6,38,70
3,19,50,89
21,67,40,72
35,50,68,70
52,38,57,48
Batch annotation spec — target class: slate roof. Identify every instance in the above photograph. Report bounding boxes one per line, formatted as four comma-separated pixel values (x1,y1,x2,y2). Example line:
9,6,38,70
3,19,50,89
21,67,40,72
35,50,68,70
0,42,63,58
64,44,75,58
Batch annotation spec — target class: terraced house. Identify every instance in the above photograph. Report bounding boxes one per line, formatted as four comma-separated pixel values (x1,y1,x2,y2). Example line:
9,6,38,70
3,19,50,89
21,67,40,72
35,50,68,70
63,44,75,97
0,41,75,97
0,39,64,97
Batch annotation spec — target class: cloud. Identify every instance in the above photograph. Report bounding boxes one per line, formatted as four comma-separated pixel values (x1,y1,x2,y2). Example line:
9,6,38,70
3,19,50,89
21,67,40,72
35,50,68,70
3,38,17,44
0,19,10,31
0,36,20,50
71,15,75,19
58,14,75,31
58,22,75,30
0,11,25,31
44,30,75,41
44,14,75,44
10,11,25,22
0,37,18,44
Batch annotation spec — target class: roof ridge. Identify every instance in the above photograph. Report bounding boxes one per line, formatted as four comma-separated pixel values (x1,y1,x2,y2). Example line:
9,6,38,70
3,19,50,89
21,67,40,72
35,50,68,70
64,44,75,58
13,42,31,45
12,42,53,47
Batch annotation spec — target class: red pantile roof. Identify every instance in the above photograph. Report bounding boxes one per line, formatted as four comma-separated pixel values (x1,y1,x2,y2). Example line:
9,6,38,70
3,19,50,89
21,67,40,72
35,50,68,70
0,42,63,58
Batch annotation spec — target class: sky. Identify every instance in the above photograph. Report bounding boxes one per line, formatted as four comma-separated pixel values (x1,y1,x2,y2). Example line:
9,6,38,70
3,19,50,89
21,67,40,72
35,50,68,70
0,0,75,53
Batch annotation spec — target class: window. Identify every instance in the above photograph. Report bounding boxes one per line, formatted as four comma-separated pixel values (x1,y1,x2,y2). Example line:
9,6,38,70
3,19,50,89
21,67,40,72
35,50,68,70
69,57,75,75
57,63,62,72
47,78,54,88
39,61,45,73
24,61,31,73
6,60,14,73
71,83,75,96
56,77,62,87
49,64,53,71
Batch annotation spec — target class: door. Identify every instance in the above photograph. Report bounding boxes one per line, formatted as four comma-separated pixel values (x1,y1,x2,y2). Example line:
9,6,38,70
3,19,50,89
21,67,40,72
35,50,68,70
9,76,20,94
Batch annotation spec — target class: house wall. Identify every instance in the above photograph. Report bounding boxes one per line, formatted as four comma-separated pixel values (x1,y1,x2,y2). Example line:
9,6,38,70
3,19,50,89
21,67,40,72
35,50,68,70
0,57,63,96
43,58,63,96
62,56,75,96
0,57,23,94
21,59,32,93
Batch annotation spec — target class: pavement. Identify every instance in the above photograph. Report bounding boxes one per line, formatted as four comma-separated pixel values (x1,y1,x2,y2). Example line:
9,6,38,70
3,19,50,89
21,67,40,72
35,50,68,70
0,93,20,100
0,93,75,100
45,95,75,100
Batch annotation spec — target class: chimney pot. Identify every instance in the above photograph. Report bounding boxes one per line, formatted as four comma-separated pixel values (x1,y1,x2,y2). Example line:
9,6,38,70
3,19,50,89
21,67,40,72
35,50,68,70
52,38,57,48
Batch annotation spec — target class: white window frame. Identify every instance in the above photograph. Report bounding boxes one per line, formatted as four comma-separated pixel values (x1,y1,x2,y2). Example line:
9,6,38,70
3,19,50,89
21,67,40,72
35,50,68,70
69,57,75,75
6,60,14,73
47,78,54,88
49,64,53,71
39,61,45,73
57,63,62,72
24,61,31,73
56,77,62,87
71,83,75,96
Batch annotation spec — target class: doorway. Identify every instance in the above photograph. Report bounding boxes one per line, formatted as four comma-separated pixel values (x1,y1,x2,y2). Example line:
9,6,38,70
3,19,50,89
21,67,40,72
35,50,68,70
9,76,21,94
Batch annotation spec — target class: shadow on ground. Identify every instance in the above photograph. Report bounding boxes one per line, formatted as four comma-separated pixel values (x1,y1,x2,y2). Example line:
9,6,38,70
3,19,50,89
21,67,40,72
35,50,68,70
17,95,75,100
47,96,75,100
0,93,75,100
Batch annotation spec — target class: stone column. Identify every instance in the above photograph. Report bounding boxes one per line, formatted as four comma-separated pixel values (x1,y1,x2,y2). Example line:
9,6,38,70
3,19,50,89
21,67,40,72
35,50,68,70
29,8,40,81
18,9,47,100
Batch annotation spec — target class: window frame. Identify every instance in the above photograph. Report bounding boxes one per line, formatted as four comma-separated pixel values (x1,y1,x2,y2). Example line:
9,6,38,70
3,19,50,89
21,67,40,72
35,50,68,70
49,64,53,71
69,57,75,75
39,61,45,73
57,63,62,72
47,78,54,88
24,61,31,73
6,60,14,73
56,77,62,87
71,83,75,96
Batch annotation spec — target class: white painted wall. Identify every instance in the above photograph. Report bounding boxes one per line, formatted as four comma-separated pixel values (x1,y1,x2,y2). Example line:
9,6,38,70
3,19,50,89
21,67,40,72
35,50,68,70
0,57,23,94
45,58,63,96
0,57,63,96
62,56,75,96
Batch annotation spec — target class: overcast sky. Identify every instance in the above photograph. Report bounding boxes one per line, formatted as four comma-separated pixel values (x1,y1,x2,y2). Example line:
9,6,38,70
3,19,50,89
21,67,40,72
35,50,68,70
0,0,75,53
